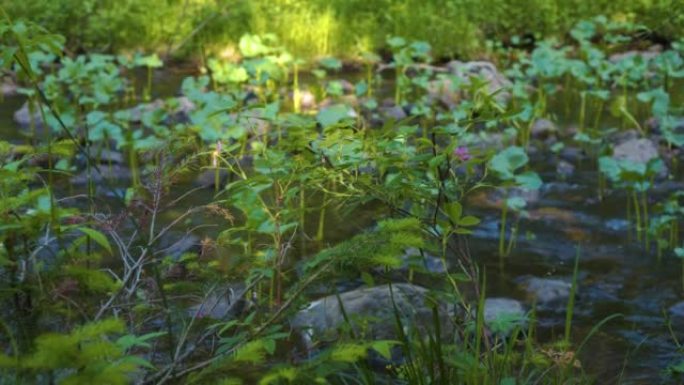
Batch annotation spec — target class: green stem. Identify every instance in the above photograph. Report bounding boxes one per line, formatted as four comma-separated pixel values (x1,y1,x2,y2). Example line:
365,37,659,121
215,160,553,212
499,192,509,258
299,182,306,254
506,220,518,256
641,190,649,250
293,63,300,113
593,98,604,131
579,92,586,132
316,191,327,241
632,190,642,242
146,65,153,101
129,147,139,187
564,245,580,347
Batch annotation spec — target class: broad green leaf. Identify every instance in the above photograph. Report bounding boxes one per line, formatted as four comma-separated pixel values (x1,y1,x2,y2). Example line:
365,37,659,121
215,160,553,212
514,171,542,190
489,146,529,180
79,227,112,254
458,216,481,227
316,104,352,127
444,202,462,222
370,340,397,360
506,196,527,211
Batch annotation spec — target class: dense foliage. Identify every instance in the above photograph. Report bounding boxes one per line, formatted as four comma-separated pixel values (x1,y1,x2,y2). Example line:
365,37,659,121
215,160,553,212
1,5,684,385
2,0,684,59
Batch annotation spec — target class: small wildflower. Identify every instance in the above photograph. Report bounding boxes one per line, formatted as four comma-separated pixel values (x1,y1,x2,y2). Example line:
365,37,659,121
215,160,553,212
453,146,471,162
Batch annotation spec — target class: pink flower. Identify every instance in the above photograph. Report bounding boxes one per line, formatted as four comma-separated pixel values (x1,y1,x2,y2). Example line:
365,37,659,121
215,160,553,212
453,146,471,162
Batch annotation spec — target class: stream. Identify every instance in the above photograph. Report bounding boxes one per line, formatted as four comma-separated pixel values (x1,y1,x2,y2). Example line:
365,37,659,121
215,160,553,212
2,68,684,384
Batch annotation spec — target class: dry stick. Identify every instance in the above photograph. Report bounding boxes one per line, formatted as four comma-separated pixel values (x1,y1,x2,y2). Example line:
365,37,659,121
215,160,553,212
11,41,189,332
151,276,264,385
152,260,334,385
95,206,203,319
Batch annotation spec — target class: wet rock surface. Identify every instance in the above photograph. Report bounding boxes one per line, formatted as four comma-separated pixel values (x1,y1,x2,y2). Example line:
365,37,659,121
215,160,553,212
427,60,512,107
531,118,558,139
72,164,132,184
447,61,512,103
483,298,526,332
611,138,660,165
291,284,450,345
1,77,18,97
188,285,250,320
14,101,46,129
518,276,572,305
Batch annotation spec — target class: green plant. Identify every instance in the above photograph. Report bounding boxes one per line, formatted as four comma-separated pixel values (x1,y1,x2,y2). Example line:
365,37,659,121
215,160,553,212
488,146,542,258
599,156,665,247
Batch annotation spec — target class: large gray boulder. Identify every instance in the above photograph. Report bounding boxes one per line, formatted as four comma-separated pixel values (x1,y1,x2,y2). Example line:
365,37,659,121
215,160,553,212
291,283,451,346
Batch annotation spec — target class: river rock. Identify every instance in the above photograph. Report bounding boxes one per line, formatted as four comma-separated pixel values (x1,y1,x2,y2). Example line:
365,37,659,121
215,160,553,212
446,60,512,103
427,76,461,108
188,285,250,320
646,116,684,137
296,90,316,110
157,232,201,260
483,298,527,333
608,46,661,64
608,129,640,146
374,248,448,275
518,277,572,304
559,146,585,163
291,283,450,346
467,186,540,210
1,77,18,97
85,148,124,164
196,168,230,188
531,118,558,139
612,138,660,165
172,96,196,122
378,105,407,121
13,101,46,128
556,160,575,177
122,96,195,124
71,164,132,184
669,301,684,318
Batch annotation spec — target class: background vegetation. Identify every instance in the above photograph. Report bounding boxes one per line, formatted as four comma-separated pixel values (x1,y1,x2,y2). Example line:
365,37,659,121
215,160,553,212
4,0,684,60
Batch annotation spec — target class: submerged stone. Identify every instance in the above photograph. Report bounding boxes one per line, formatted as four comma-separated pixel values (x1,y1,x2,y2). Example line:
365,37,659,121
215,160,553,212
378,105,407,121
482,298,527,334
374,248,449,275
668,301,684,319
556,160,575,177
518,277,572,305
72,164,132,184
